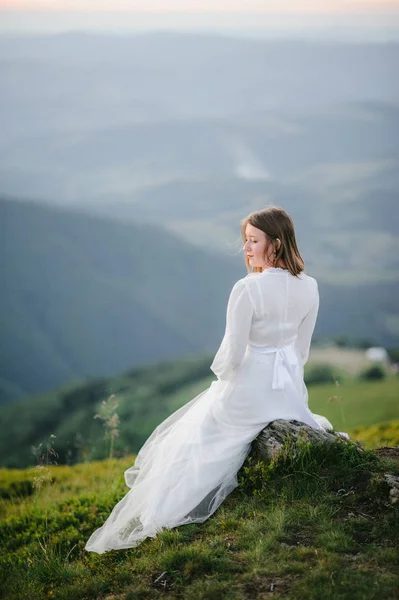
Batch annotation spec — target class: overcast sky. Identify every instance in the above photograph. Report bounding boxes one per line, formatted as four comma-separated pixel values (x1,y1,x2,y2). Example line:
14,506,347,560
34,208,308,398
1,0,398,38
0,0,398,11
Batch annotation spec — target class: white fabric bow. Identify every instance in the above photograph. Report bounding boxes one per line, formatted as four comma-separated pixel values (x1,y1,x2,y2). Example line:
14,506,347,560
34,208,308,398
247,342,297,390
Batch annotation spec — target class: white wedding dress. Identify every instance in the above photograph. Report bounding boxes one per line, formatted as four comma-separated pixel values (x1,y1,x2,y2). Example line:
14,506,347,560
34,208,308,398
85,267,343,554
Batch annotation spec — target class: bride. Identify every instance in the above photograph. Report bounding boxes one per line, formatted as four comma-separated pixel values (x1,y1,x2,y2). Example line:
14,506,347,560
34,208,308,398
85,206,340,554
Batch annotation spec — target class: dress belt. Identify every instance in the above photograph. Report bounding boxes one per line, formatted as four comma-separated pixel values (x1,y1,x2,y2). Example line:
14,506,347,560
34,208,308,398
247,342,298,391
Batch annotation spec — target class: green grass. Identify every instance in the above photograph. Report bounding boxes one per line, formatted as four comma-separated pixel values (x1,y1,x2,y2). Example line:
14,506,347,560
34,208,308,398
0,438,398,600
308,377,399,432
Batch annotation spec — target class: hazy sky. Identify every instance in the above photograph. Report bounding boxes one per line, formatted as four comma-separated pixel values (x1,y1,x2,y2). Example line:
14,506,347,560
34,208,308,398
1,0,398,38
1,0,398,12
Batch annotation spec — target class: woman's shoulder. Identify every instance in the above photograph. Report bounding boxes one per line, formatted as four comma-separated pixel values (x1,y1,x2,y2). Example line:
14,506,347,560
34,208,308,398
240,272,262,285
230,273,263,304
230,274,253,290
298,270,318,284
231,269,318,287
298,272,319,301
303,272,318,287
229,274,259,297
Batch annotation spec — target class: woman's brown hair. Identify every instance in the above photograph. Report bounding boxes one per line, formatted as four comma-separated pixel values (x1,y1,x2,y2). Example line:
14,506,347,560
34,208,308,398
241,206,305,277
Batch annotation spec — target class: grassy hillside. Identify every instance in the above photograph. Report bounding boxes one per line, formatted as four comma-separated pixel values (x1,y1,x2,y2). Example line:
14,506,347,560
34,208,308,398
306,378,399,433
0,436,398,599
0,353,215,469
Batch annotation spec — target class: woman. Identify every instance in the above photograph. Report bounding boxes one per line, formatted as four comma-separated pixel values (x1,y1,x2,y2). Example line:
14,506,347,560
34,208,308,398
85,206,339,554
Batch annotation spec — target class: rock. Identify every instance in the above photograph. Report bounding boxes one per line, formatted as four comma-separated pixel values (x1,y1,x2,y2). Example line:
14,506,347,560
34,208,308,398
251,419,356,463
384,474,399,504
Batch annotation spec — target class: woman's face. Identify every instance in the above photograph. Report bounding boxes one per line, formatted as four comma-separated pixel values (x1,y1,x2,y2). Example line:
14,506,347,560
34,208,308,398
243,223,272,269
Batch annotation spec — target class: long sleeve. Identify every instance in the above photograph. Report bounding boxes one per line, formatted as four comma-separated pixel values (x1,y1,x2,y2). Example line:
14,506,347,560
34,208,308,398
294,280,319,367
210,279,254,381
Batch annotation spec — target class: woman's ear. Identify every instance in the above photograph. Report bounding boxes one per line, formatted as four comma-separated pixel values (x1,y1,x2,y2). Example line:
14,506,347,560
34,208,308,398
275,238,281,251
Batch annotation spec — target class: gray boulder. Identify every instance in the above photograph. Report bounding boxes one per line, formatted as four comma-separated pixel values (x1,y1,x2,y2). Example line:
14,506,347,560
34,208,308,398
252,419,356,463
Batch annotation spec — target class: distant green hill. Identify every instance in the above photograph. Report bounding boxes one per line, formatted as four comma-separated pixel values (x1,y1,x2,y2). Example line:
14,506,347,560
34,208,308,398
0,196,240,403
0,352,215,469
